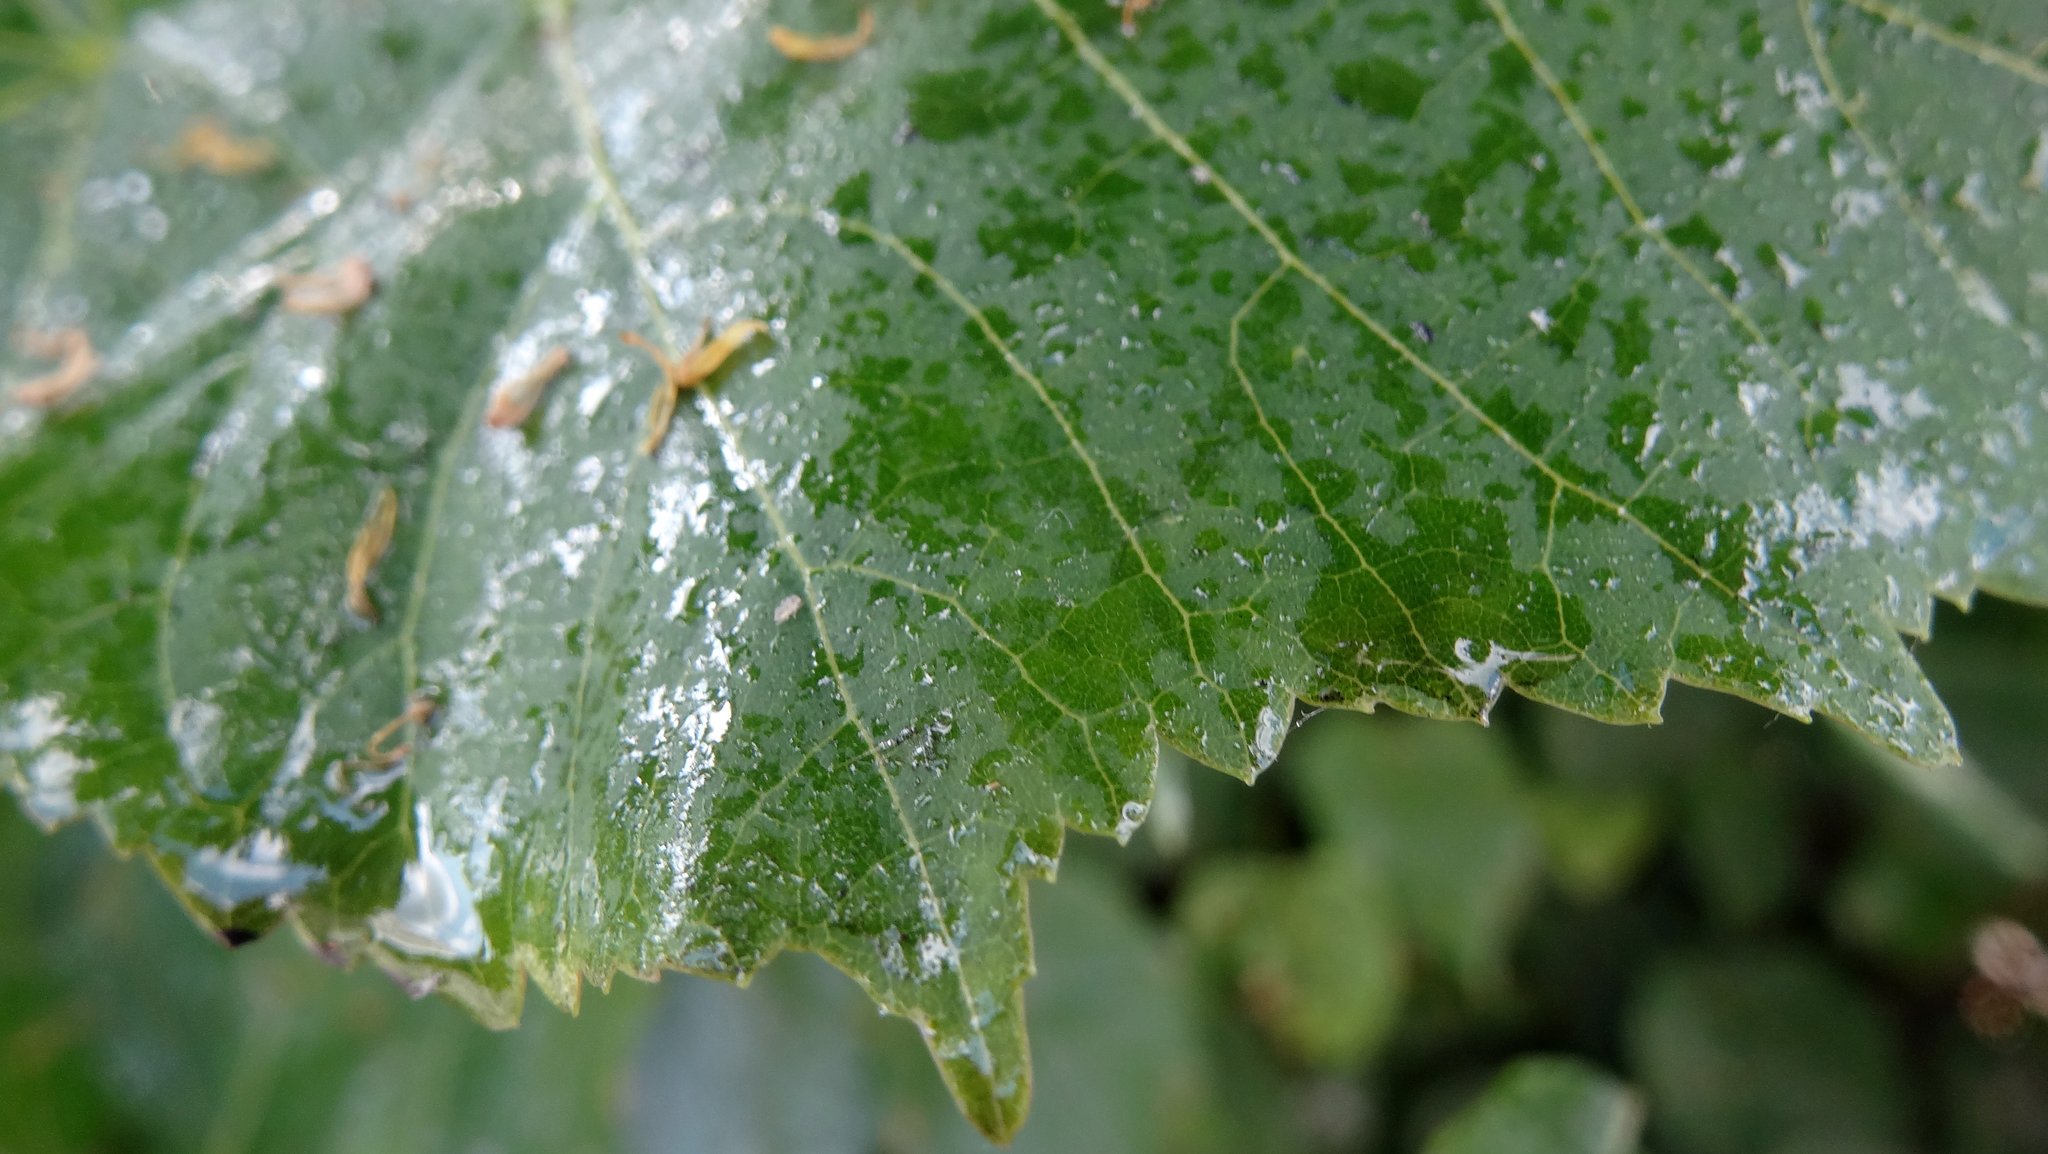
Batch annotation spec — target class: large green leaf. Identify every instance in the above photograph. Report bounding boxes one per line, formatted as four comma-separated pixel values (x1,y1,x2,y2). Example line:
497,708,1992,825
2,0,2044,1136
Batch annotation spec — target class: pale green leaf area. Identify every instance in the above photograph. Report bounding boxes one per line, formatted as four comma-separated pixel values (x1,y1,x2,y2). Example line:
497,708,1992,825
1625,946,1912,1154
1180,848,1407,1067
1288,713,1542,995
0,0,2044,1136
1420,1057,1643,1154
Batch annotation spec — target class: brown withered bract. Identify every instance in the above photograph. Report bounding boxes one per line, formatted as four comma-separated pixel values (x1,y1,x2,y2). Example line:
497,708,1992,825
168,116,278,177
8,327,100,407
621,318,769,455
279,256,376,316
769,7,875,63
345,486,399,624
484,346,573,428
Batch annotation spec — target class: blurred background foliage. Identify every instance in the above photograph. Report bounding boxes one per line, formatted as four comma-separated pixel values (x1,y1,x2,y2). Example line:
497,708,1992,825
7,599,2048,1154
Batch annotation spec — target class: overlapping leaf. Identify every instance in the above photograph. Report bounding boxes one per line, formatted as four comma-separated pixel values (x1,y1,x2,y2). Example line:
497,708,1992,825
1,0,2043,1136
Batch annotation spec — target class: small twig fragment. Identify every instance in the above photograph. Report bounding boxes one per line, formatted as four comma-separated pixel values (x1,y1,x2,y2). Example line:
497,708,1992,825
167,116,278,177
279,256,376,316
1120,0,1155,36
364,692,439,768
769,7,876,62
484,346,572,429
8,327,99,407
622,318,769,455
345,486,399,624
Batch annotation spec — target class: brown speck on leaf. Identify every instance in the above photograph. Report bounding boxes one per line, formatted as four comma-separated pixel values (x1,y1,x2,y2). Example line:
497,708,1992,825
485,346,572,428
774,594,804,623
345,486,399,624
279,256,376,315
167,116,278,177
1120,0,1156,36
769,7,875,62
622,318,769,455
8,327,99,407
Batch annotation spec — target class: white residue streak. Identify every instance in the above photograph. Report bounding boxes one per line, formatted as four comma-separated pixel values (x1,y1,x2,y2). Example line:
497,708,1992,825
646,477,713,574
1832,188,1885,229
549,522,605,579
0,696,91,825
1447,639,1565,714
1775,250,1810,289
1836,363,1932,429
916,932,954,980
1954,172,2003,228
1738,381,1775,419
1114,800,1150,844
1528,308,1554,334
371,802,487,961
168,697,227,794
1777,68,1831,125
1855,464,1942,543
1956,269,2014,328
184,830,321,910
1252,704,1288,766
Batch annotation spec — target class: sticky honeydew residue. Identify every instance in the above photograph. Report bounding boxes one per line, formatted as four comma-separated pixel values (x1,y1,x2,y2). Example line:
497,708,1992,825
1446,640,1568,719
183,829,322,909
371,801,488,961
1836,363,1933,431
0,696,93,826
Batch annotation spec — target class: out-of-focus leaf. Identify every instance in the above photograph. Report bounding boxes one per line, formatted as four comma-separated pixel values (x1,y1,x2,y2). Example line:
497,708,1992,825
1289,713,1540,995
1941,1026,2048,1154
1420,1056,1643,1154
1916,602,2048,817
1674,751,1803,929
1531,782,1662,903
630,848,1247,1154
1625,946,1910,1154
1180,849,1406,1068
0,807,648,1154
1835,729,2048,882
1829,808,2007,971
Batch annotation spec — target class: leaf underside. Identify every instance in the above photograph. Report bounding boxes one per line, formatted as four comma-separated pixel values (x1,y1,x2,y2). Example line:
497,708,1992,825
2,0,2044,1137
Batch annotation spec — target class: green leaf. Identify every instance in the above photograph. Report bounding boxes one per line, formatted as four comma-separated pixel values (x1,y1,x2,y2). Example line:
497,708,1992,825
1673,747,1803,928
1179,849,1407,1067
1530,782,1662,903
1289,713,1541,994
1625,946,1910,1154
2,0,2045,1136
1420,1056,1643,1154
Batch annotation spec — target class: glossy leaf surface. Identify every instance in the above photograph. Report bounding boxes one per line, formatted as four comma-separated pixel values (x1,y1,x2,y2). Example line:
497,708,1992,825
2,0,2045,1135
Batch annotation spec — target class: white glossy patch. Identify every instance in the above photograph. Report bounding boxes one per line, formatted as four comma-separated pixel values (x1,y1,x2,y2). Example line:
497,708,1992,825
184,830,321,909
1447,639,1566,719
371,802,487,961
1113,799,1149,844
0,696,90,826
